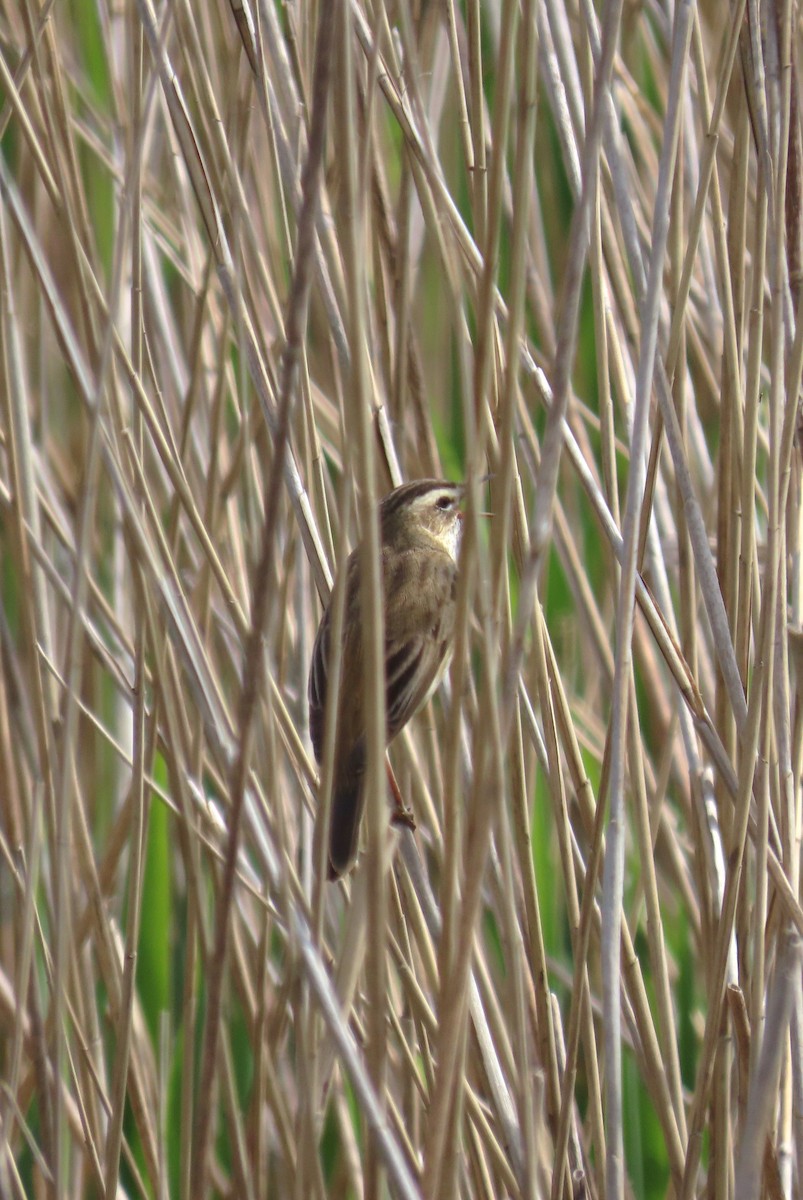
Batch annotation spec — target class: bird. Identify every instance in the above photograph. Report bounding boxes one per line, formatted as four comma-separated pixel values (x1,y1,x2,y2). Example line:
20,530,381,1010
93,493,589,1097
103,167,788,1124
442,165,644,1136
308,479,465,878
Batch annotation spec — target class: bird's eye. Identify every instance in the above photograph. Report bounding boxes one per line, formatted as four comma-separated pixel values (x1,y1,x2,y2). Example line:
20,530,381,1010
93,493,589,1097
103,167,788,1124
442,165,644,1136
436,495,454,510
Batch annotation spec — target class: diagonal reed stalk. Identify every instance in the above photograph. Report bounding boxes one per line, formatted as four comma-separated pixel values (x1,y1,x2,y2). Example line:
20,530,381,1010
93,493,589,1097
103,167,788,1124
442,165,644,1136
1,1,802,1198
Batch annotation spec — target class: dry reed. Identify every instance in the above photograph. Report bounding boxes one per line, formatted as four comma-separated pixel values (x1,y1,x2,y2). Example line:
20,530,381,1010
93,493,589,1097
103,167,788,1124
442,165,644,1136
0,1,802,1198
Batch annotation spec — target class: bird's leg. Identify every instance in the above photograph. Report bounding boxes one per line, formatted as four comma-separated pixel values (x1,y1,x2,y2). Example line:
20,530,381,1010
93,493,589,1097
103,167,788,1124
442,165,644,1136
386,760,416,829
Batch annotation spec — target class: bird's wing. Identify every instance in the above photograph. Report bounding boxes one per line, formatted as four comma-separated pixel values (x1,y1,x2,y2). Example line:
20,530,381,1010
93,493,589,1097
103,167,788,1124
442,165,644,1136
309,545,456,757
308,550,364,764
383,547,457,741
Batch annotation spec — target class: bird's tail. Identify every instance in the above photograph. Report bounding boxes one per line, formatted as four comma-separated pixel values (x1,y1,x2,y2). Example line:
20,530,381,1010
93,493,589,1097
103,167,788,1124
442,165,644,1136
328,742,366,879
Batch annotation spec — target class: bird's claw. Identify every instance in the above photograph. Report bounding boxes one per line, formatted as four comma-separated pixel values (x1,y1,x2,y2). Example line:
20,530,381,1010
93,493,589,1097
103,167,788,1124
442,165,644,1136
391,804,416,831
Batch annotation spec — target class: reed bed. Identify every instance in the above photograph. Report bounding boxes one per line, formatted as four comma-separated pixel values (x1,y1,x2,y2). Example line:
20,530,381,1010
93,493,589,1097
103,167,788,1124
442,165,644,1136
0,1,801,1197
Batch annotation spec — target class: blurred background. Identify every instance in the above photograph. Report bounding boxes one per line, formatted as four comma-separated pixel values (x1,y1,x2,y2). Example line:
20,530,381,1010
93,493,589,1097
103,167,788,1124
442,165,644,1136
0,1,800,1197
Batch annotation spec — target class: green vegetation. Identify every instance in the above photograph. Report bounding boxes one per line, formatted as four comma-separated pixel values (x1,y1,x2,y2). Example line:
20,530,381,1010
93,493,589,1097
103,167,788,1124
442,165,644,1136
0,3,799,1198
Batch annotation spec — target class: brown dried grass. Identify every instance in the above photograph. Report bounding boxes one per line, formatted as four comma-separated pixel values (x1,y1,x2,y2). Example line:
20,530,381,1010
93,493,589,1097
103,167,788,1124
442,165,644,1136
0,2,802,1198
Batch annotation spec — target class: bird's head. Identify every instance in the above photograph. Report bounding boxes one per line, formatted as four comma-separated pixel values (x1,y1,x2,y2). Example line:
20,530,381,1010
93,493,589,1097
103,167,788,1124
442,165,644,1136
380,479,465,561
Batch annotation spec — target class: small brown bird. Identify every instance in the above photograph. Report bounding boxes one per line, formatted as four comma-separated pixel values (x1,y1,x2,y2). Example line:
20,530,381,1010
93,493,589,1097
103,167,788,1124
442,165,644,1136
308,480,465,878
